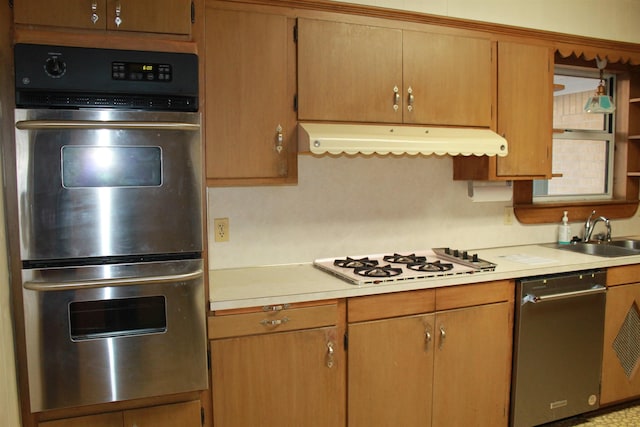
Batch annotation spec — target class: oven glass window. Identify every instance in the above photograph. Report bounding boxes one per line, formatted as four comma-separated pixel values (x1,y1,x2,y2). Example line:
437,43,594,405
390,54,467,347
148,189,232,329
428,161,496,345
61,146,162,188
69,295,167,340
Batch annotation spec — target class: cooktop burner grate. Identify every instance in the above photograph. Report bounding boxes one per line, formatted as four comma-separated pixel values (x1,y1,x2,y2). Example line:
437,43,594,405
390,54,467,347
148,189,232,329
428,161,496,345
314,249,496,285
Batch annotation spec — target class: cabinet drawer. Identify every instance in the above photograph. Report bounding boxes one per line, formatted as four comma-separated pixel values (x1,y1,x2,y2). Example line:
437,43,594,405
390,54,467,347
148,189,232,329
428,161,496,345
209,303,339,339
435,280,514,311
607,264,640,286
348,289,435,322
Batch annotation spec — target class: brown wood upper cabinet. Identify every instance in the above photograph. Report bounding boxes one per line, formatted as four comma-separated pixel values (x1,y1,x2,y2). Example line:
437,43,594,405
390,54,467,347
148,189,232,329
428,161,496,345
204,4,297,186
454,41,553,180
297,18,493,127
14,0,193,35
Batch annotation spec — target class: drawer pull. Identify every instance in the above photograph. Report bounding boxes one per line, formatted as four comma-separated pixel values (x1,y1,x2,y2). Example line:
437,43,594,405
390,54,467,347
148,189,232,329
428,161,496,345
260,317,289,327
262,303,290,312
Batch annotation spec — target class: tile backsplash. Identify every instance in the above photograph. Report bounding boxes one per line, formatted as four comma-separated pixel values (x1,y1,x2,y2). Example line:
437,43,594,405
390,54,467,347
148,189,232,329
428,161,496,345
206,155,640,269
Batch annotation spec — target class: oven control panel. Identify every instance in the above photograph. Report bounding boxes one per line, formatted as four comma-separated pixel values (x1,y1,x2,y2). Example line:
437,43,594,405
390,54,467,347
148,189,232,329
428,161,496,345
14,43,197,111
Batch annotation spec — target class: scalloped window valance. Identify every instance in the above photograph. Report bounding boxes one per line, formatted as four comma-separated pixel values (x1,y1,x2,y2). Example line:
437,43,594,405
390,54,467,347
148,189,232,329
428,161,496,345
555,44,640,65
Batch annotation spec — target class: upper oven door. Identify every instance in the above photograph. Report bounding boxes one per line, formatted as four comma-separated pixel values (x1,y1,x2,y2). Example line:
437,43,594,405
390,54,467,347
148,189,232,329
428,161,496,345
15,109,202,262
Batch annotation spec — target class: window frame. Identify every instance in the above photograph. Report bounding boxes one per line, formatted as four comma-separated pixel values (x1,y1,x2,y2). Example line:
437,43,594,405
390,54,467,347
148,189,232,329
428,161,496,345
513,53,639,224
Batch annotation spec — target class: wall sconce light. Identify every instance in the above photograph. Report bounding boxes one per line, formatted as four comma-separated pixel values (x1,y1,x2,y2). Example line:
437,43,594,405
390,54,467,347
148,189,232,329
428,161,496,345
584,57,615,114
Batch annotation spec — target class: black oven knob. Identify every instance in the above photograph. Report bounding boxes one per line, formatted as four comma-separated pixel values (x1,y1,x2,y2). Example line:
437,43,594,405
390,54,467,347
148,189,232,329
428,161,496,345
44,56,67,78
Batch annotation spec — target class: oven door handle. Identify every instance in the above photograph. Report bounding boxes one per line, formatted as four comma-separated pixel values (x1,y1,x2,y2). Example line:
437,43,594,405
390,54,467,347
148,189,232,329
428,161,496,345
522,285,606,305
16,120,200,131
23,269,203,291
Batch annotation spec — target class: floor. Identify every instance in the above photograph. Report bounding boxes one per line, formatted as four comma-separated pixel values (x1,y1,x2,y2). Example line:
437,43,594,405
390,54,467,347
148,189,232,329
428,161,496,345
543,401,640,426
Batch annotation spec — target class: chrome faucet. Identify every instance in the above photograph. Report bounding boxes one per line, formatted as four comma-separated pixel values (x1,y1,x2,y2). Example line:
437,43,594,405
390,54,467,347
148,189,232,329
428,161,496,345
583,210,612,242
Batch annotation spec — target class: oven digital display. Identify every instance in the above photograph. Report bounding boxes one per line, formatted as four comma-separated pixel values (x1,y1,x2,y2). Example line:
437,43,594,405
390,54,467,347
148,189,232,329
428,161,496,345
61,146,162,188
111,61,172,82
69,295,167,341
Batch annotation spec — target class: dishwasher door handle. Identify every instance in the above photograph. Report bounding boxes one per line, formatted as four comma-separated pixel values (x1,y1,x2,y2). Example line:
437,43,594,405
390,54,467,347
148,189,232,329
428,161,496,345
522,285,606,305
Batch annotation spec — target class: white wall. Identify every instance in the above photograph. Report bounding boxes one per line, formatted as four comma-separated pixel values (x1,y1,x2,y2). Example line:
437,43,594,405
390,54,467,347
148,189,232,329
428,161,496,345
207,0,640,270
334,0,640,43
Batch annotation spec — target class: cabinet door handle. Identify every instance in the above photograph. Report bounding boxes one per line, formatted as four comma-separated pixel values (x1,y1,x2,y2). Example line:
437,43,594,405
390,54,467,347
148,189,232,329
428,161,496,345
260,316,289,327
439,325,446,349
114,3,122,27
407,86,414,112
425,327,432,351
275,124,284,154
91,2,99,24
326,341,335,368
393,86,400,111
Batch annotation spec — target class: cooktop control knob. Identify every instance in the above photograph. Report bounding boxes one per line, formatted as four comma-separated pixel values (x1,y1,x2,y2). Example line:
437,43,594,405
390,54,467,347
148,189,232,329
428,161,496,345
462,251,469,260
472,253,479,262
453,249,459,257
44,56,66,78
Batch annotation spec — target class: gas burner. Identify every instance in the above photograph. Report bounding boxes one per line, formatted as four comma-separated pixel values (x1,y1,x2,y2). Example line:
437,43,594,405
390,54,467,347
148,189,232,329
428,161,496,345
334,257,379,269
407,260,454,272
354,264,403,278
383,253,427,264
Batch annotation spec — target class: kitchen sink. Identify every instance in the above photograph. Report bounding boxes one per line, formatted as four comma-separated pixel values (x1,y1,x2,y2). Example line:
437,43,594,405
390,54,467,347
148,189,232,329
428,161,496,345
546,240,640,257
607,239,640,250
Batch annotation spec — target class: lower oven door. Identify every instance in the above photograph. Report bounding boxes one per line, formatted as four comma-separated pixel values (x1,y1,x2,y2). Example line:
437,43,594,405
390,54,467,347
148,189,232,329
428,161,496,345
22,258,207,412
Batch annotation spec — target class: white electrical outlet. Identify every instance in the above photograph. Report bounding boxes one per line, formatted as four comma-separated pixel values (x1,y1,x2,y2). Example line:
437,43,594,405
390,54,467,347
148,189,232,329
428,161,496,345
214,218,229,242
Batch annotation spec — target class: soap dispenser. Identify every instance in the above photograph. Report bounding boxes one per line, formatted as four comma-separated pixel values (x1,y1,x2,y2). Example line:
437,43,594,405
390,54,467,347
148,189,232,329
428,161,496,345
558,211,571,244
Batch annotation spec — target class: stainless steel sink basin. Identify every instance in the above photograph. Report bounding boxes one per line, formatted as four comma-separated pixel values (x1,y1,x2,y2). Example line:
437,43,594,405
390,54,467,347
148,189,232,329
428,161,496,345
607,239,640,250
546,241,640,257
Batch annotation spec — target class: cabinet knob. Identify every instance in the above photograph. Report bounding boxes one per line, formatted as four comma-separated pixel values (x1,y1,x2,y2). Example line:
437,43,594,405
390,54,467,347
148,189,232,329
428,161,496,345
439,325,446,349
114,3,122,27
91,2,99,24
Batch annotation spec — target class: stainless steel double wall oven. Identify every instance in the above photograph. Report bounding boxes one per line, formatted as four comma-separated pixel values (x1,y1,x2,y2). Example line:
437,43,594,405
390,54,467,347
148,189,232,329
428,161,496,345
14,44,207,412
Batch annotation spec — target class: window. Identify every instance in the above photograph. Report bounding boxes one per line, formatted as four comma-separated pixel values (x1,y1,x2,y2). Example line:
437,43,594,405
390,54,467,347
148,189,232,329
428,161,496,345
533,67,615,201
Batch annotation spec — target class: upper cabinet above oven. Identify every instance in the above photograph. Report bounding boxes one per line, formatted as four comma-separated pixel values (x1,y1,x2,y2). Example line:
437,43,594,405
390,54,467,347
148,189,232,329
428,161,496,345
13,0,193,36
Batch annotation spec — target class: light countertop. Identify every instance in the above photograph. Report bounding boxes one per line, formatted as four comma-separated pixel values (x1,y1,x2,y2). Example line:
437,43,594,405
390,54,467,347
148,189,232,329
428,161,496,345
209,243,640,311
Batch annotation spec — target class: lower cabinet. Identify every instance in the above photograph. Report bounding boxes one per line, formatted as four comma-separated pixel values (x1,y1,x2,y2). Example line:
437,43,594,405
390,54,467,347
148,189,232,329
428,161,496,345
208,300,346,427
348,282,514,427
38,400,201,427
208,283,513,427
601,267,640,404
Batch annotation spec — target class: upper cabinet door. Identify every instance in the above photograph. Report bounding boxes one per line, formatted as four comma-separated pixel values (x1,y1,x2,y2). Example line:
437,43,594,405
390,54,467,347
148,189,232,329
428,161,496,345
14,0,107,30
14,0,192,35
297,18,403,123
496,41,553,178
105,0,192,35
204,6,297,185
403,31,493,127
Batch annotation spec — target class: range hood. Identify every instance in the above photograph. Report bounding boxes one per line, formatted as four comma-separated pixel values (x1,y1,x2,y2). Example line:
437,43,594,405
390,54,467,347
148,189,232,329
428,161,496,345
298,122,508,156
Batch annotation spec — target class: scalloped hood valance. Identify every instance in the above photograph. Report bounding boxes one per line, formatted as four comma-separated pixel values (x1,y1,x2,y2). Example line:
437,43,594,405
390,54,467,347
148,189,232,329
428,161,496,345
298,123,509,157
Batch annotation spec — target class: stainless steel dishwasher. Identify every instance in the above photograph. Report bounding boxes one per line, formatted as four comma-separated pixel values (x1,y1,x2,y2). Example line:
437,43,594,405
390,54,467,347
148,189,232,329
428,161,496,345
510,270,606,427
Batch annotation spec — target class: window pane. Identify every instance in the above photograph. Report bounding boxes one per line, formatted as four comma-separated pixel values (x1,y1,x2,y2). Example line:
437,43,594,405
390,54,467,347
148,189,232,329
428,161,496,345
547,138,609,195
553,75,607,131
